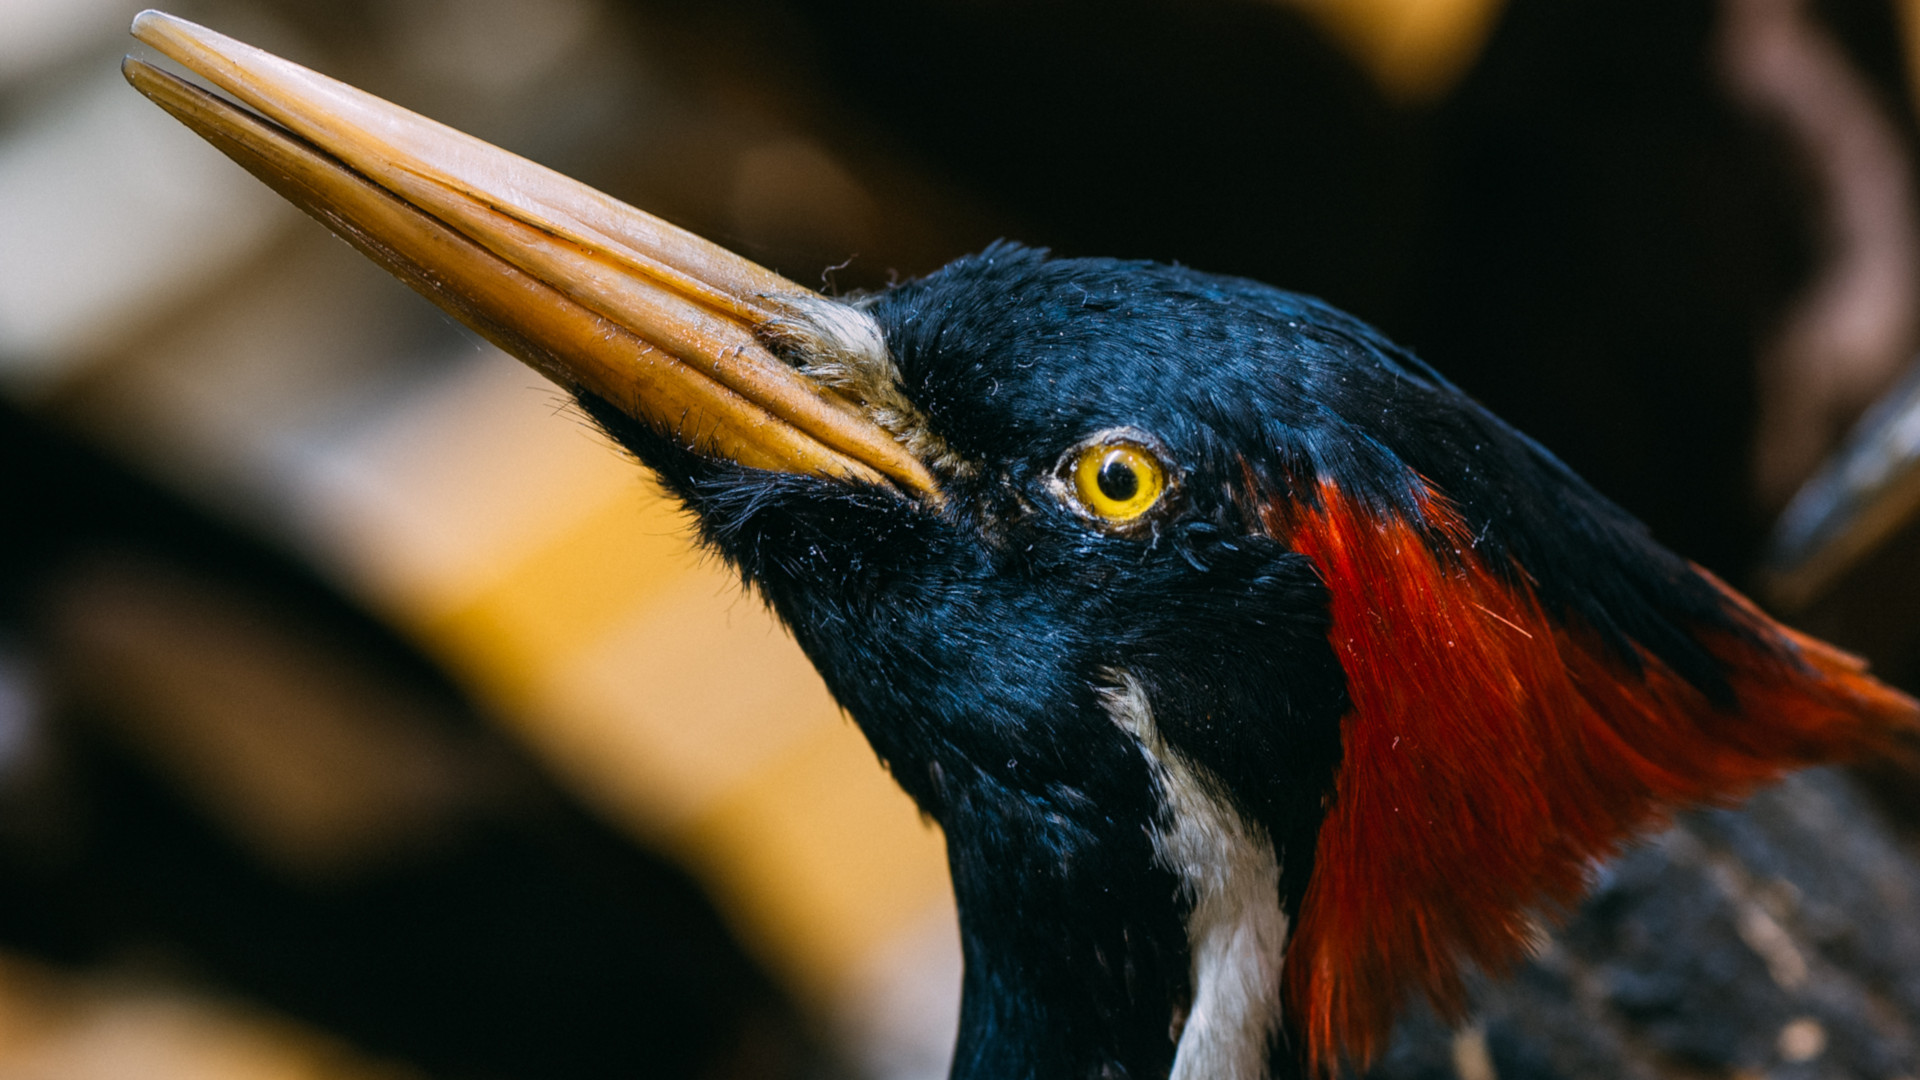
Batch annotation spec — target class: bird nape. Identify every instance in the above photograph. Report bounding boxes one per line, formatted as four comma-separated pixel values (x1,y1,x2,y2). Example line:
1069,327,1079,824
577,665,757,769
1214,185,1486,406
125,12,1920,1080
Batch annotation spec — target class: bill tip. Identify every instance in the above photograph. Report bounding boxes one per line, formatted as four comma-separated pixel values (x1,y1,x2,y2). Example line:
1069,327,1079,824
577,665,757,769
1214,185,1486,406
131,10,196,50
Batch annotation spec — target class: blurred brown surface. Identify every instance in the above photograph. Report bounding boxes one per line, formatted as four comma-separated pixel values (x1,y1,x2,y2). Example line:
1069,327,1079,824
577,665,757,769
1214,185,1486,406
1727,0,1920,508
45,555,478,881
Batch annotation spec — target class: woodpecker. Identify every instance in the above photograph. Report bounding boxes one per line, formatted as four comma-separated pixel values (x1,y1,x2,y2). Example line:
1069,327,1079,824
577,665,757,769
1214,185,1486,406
125,13,1920,1080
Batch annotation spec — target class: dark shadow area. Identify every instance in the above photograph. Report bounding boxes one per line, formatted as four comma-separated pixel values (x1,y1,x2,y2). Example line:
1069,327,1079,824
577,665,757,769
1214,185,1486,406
0,401,836,1080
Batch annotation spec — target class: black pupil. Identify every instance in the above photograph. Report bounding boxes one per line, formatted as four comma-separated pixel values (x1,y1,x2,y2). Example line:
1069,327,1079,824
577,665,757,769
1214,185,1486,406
1096,454,1140,501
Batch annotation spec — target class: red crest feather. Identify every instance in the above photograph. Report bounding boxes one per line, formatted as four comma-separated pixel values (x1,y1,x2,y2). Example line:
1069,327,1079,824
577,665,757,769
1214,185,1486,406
1258,478,1918,1074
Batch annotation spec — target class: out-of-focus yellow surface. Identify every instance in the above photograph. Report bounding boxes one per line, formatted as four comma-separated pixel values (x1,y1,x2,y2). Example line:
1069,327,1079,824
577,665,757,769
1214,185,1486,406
1284,0,1507,101
0,952,417,1080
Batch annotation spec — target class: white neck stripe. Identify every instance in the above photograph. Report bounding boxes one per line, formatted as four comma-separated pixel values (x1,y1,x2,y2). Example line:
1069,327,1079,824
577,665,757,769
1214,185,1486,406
1099,671,1290,1080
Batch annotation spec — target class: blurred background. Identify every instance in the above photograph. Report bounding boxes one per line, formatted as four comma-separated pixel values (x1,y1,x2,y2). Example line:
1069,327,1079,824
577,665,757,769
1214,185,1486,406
5,0,1920,1077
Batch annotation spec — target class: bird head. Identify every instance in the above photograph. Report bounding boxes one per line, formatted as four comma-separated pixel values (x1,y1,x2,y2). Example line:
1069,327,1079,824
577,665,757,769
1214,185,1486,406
127,13,1918,1078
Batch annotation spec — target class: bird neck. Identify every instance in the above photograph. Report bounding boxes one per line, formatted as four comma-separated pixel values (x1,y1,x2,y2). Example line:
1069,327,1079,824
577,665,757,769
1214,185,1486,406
929,675,1311,1080
938,765,1192,1080
743,518,1341,1078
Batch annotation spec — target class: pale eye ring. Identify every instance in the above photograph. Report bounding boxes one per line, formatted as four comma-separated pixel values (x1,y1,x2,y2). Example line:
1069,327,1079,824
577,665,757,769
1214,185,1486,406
1050,428,1176,529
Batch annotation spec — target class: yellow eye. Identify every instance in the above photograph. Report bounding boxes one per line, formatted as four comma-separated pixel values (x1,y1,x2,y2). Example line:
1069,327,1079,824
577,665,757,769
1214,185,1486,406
1071,441,1167,522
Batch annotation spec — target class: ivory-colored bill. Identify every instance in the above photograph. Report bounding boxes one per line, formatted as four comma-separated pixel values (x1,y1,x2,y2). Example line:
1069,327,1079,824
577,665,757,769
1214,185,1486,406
124,10,938,499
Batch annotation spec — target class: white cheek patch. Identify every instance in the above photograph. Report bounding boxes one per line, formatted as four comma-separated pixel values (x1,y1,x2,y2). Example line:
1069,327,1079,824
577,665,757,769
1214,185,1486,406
1099,672,1290,1080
